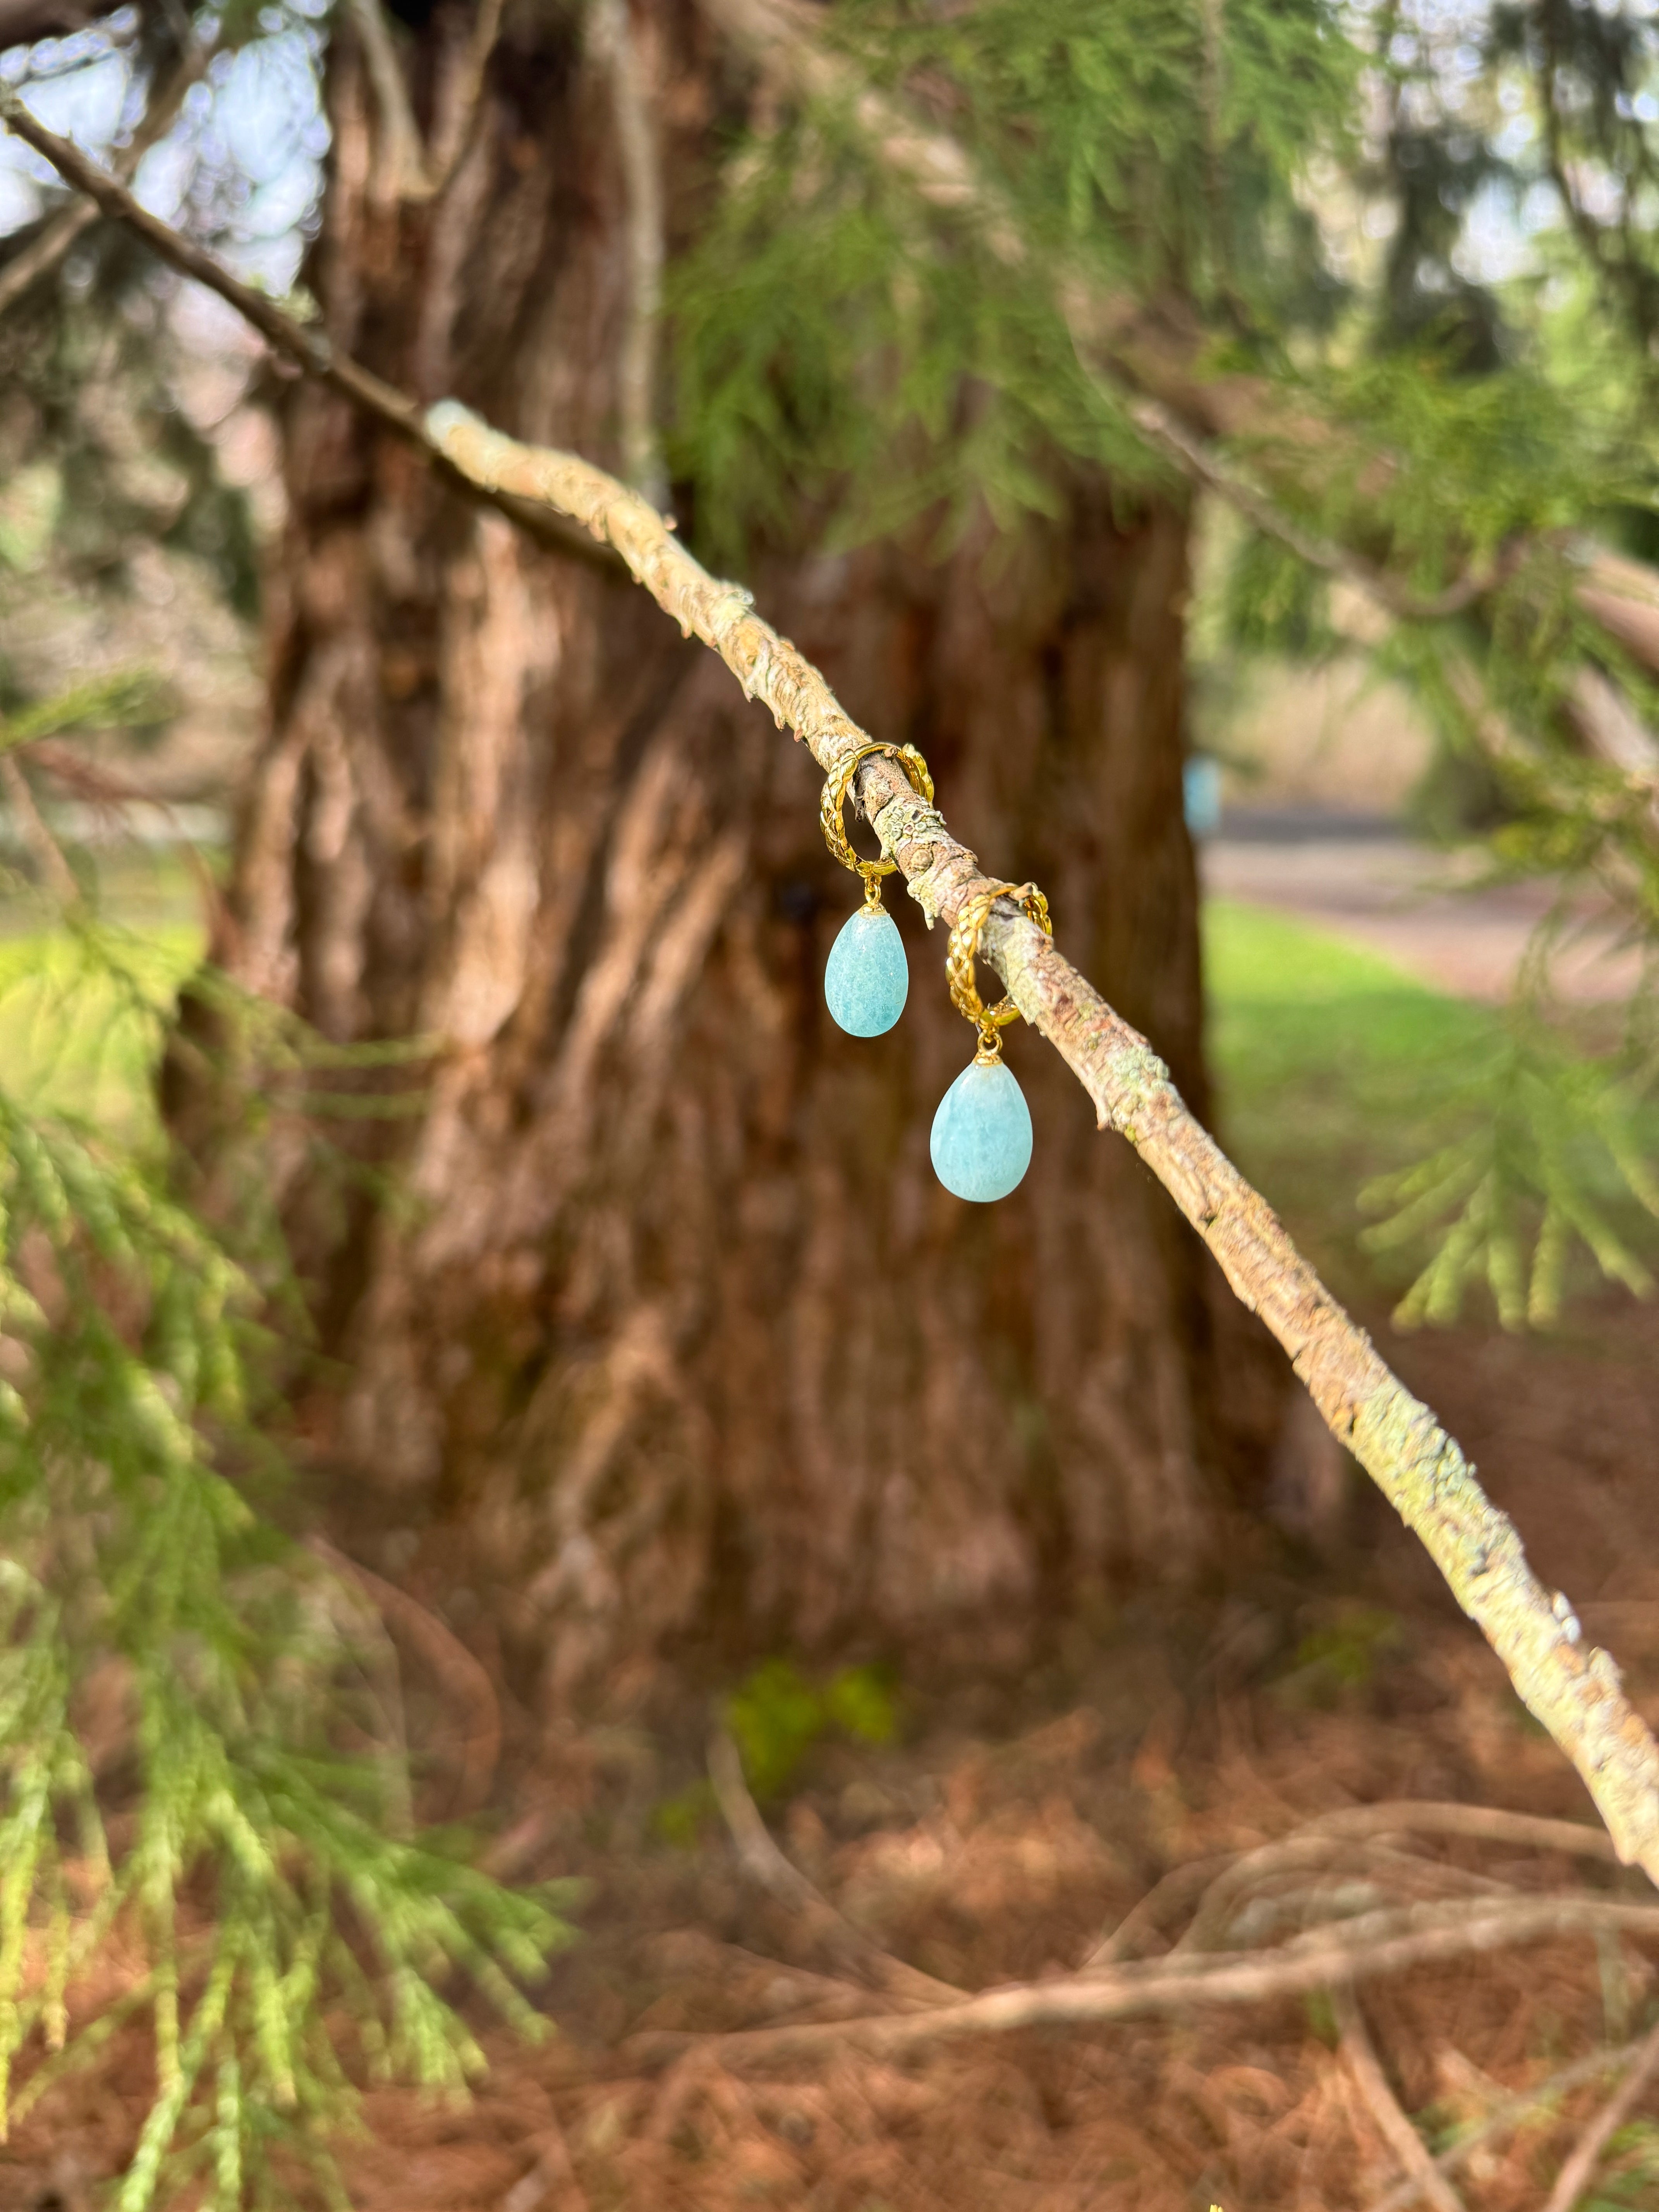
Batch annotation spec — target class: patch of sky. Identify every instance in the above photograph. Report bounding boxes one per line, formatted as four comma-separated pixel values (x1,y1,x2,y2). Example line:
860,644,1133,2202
220,39,311,185
13,50,129,144
134,132,195,227
1456,175,1547,285
2,2,326,295
1491,113,1535,165
0,167,35,231
1520,179,1563,236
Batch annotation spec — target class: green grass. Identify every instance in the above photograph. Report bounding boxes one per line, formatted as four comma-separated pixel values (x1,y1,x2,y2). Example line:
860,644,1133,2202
1204,898,1502,1295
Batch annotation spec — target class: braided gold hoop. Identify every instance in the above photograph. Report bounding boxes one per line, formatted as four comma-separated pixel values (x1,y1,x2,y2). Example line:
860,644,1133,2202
820,742,934,908
946,881,1052,1061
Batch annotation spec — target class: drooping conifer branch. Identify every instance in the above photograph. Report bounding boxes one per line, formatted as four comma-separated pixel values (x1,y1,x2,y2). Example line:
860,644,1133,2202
7,88,1659,1883
696,0,1659,667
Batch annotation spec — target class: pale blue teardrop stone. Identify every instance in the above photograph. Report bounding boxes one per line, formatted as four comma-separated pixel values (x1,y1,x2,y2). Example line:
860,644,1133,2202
930,1058,1033,1202
825,905,908,1036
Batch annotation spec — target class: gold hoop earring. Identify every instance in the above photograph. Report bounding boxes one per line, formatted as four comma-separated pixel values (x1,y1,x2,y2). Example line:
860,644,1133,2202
931,881,1051,1202
818,742,933,1038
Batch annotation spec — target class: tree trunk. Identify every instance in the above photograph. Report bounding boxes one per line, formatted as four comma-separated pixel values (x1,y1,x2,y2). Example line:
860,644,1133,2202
182,0,1283,1711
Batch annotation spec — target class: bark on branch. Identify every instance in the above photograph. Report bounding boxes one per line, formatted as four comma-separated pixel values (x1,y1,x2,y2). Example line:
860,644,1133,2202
7,89,1659,1884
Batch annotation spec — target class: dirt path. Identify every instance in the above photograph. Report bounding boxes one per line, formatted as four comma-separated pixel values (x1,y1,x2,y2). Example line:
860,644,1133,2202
1203,816,1640,1002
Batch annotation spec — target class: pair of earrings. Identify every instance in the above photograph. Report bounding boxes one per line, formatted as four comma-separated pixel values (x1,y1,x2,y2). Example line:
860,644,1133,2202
819,743,1053,1204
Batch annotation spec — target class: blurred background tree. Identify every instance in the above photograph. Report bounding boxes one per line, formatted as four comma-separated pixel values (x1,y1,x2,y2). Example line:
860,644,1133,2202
8,0,1659,2197
5,0,1659,1713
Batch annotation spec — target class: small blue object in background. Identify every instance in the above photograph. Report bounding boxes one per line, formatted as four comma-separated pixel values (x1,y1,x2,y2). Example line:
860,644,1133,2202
1183,755,1223,841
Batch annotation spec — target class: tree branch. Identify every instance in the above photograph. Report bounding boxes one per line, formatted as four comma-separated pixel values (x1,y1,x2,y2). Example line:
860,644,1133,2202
1366,2041,1647,2212
590,0,668,509
1334,1980,1468,2212
1534,20,1659,362
707,1726,963,2007
0,87,615,572
307,1535,502,1818
627,1894,1659,2068
1540,2013,1659,2212
697,0,1659,668
1085,1851,1238,1967
1175,1799,1621,1956
8,91,1659,1886
0,754,80,908
1123,395,1513,623
0,32,210,319
0,0,96,42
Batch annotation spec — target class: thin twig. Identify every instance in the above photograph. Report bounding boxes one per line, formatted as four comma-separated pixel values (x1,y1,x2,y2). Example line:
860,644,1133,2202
707,1727,962,2007
1085,1852,1238,1966
1178,1800,1620,1954
0,755,80,908
590,0,668,508
425,0,506,198
8,90,1659,1885
1294,1801,1625,1862
1123,396,1513,623
1090,1798,1622,1966
1365,2041,1644,2212
625,1893,1659,2069
26,741,228,941
1334,1980,1468,2212
348,0,434,202
1534,19,1659,362
307,1536,501,1817
1540,2013,1659,2212
500,2111,591,2212
0,198,99,316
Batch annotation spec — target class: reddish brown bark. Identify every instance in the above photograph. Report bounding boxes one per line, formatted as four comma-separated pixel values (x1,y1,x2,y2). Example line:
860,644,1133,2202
185,0,1281,1708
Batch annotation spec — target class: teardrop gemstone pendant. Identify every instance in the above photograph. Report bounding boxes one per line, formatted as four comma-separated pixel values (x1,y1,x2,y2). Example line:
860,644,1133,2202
825,898,908,1036
818,741,933,1038
930,1053,1033,1202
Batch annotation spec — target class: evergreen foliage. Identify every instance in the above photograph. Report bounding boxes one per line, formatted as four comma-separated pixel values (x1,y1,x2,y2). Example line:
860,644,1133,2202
672,0,1357,559
1360,1006,1659,1328
0,718,570,2205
